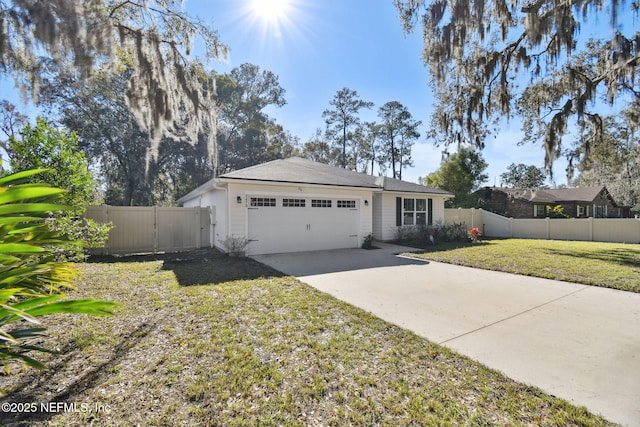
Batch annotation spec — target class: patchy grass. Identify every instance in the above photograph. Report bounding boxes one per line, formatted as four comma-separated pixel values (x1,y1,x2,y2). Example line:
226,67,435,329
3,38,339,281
405,239,640,293
0,249,615,426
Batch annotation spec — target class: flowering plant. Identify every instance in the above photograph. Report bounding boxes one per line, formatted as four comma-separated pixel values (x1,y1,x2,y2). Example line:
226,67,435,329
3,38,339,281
468,227,481,243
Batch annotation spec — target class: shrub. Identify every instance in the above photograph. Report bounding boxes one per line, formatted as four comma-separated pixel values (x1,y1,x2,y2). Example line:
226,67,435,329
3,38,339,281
395,222,468,245
468,227,482,243
7,118,111,261
441,222,467,242
222,235,250,257
362,233,375,249
546,205,569,218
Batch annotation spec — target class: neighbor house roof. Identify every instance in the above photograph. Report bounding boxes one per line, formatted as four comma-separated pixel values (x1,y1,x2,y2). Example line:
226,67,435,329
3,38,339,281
491,186,617,205
219,157,452,195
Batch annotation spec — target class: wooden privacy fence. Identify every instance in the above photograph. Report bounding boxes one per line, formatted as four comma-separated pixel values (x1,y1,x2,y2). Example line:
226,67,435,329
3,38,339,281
445,208,640,244
85,205,214,254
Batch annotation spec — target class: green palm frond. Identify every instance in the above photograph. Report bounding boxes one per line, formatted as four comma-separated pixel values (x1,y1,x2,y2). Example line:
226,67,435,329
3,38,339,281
0,169,119,373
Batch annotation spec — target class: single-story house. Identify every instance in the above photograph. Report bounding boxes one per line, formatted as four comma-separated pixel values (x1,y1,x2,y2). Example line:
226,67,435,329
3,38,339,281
473,186,630,218
178,157,453,255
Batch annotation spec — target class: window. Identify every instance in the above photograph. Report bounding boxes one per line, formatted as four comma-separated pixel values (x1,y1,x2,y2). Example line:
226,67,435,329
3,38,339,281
312,199,332,208
403,198,427,225
533,204,546,217
337,200,356,208
250,197,276,207
577,205,586,217
283,198,305,207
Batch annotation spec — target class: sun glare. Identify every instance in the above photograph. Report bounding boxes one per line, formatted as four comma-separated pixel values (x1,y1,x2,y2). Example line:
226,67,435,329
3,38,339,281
250,0,291,22
238,0,310,53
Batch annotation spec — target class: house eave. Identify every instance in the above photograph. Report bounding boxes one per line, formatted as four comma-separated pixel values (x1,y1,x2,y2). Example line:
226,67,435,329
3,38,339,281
382,189,454,198
177,178,226,204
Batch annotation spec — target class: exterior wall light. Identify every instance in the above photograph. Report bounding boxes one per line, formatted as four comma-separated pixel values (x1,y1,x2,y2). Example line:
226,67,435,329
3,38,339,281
364,200,369,206
237,196,242,204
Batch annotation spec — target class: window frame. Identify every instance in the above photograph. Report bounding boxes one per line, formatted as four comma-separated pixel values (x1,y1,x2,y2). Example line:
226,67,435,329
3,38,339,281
283,198,306,207
250,197,276,207
403,197,427,226
311,199,332,208
337,200,356,209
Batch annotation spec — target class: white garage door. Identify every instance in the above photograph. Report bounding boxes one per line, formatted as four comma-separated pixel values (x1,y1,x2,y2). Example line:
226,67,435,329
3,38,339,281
247,196,359,255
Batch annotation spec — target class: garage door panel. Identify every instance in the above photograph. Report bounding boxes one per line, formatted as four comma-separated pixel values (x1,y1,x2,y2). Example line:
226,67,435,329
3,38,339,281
247,197,359,255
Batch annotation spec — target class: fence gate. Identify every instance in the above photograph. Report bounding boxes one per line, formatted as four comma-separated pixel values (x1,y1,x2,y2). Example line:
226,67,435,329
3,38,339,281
85,205,213,255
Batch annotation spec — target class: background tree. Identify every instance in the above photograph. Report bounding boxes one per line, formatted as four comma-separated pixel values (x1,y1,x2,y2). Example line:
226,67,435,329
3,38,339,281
6,118,110,260
575,115,640,211
322,88,374,169
39,68,152,205
0,0,227,167
301,128,341,165
216,63,288,173
378,101,421,179
500,163,547,188
395,0,639,175
38,67,213,206
422,147,488,207
0,100,28,141
352,121,382,175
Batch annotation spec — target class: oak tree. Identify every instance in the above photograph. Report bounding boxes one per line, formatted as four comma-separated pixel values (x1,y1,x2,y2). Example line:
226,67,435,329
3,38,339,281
422,147,488,207
500,163,547,188
216,63,289,173
0,0,227,168
395,0,639,173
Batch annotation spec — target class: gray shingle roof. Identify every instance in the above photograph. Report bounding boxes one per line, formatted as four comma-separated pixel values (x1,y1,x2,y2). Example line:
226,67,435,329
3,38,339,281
376,176,452,195
219,157,452,195
494,186,610,203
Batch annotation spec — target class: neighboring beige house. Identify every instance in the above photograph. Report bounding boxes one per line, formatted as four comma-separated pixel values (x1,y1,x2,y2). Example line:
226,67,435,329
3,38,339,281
178,157,453,255
474,186,630,218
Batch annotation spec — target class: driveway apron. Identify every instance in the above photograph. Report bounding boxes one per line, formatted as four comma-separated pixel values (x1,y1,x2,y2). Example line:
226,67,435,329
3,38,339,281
253,243,640,426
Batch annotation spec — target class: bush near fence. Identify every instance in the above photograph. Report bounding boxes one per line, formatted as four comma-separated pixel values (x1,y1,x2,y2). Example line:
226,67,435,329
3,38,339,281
445,208,640,244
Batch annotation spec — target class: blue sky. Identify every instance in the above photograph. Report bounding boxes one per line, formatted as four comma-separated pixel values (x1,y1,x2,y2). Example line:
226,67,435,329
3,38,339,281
1,0,577,185
190,0,569,185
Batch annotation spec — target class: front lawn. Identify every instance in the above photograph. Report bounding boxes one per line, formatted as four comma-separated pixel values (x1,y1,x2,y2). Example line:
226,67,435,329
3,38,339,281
0,250,614,426
405,239,640,293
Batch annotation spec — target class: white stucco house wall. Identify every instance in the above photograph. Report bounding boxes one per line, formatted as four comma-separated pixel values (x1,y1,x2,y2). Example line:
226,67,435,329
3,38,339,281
178,157,452,255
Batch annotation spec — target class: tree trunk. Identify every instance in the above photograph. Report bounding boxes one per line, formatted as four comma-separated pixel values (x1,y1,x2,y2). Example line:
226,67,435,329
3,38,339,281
391,137,397,179
342,126,347,168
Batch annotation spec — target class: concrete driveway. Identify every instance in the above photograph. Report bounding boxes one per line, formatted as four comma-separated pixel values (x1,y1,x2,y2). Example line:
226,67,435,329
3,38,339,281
253,243,640,426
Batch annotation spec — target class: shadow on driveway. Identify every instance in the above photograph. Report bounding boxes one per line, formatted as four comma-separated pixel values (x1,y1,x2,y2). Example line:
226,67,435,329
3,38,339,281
252,243,427,277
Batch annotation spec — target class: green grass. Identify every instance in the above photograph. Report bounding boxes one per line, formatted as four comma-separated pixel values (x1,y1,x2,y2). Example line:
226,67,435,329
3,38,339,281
0,250,615,426
405,239,640,293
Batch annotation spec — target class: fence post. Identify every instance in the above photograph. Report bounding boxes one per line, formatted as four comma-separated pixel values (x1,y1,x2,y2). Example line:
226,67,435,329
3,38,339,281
545,217,550,240
153,206,159,254
195,207,201,249
509,217,513,238
104,205,111,255
589,217,594,241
